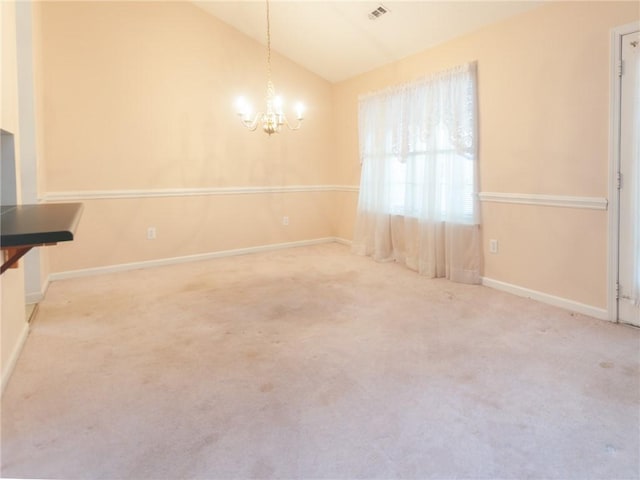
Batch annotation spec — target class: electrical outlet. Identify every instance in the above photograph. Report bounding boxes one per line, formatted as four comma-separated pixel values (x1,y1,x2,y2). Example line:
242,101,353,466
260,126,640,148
489,239,498,254
147,227,157,240
282,216,289,226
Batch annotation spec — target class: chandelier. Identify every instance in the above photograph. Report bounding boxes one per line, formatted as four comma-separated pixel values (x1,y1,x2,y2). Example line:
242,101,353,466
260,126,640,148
236,0,304,135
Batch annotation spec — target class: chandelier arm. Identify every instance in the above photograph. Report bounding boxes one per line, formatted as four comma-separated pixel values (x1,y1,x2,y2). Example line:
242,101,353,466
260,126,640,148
239,113,262,131
284,117,303,131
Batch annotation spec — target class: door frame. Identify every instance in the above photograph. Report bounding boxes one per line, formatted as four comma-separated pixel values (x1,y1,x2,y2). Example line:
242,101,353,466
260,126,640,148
608,21,640,322
16,1,44,304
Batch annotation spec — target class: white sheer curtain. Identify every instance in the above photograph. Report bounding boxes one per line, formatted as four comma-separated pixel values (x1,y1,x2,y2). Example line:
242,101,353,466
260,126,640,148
352,62,481,284
633,54,640,307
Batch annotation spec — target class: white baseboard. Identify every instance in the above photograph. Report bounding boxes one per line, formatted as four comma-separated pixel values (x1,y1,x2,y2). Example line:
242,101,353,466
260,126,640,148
481,277,609,321
42,243,608,323
334,237,353,246
49,237,346,281
25,276,49,304
25,291,43,304
1,322,30,396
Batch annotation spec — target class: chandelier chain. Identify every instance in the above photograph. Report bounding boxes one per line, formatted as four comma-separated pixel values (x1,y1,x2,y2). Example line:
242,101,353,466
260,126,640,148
266,0,271,83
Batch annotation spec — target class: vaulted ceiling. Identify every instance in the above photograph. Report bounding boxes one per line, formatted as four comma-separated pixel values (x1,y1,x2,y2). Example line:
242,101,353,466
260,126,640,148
194,1,543,83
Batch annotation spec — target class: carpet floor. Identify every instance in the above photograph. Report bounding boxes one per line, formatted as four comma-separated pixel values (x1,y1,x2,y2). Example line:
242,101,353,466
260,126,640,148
1,243,639,479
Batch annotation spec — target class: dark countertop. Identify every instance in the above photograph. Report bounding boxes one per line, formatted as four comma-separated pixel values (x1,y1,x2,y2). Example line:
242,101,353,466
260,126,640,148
1,203,84,248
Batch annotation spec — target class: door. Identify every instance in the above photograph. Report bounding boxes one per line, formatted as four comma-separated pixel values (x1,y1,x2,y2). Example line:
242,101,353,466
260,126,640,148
618,30,640,326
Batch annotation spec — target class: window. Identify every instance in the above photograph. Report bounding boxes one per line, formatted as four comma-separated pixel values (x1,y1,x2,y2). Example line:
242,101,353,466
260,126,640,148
357,62,478,225
375,123,475,221
353,62,481,284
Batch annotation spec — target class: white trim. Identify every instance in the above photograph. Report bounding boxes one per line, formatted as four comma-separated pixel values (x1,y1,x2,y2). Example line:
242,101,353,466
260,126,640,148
41,185,360,202
25,276,49,305
482,277,609,321
1,323,30,396
608,21,640,322
479,192,608,210
16,2,45,307
48,237,343,281
334,237,353,246
25,291,44,304
333,185,359,193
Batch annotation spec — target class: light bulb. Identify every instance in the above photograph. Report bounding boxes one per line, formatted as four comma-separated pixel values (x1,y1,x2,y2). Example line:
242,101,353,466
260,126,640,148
236,96,251,119
236,96,246,114
274,96,284,113
295,102,305,120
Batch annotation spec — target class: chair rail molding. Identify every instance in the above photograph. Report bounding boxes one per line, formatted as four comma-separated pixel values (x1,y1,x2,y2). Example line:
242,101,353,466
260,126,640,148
479,192,608,210
41,185,360,201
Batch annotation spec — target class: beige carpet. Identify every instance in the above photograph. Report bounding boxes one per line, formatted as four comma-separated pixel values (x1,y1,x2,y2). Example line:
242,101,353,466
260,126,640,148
1,243,639,479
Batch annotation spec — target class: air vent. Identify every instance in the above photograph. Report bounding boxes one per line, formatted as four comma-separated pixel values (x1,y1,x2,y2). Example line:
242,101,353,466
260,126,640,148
368,4,389,20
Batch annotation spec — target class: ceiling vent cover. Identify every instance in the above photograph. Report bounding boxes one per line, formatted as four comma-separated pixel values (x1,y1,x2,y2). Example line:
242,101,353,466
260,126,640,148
368,4,389,20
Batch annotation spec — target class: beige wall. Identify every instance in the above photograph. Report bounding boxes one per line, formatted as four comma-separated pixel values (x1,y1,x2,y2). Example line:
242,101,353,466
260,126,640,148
333,1,639,309
49,193,335,272
1,0,28,390
36,1,335,273
33,1,639,310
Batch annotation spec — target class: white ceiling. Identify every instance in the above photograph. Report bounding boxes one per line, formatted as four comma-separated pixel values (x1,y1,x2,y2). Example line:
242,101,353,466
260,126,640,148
194,1,542,83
